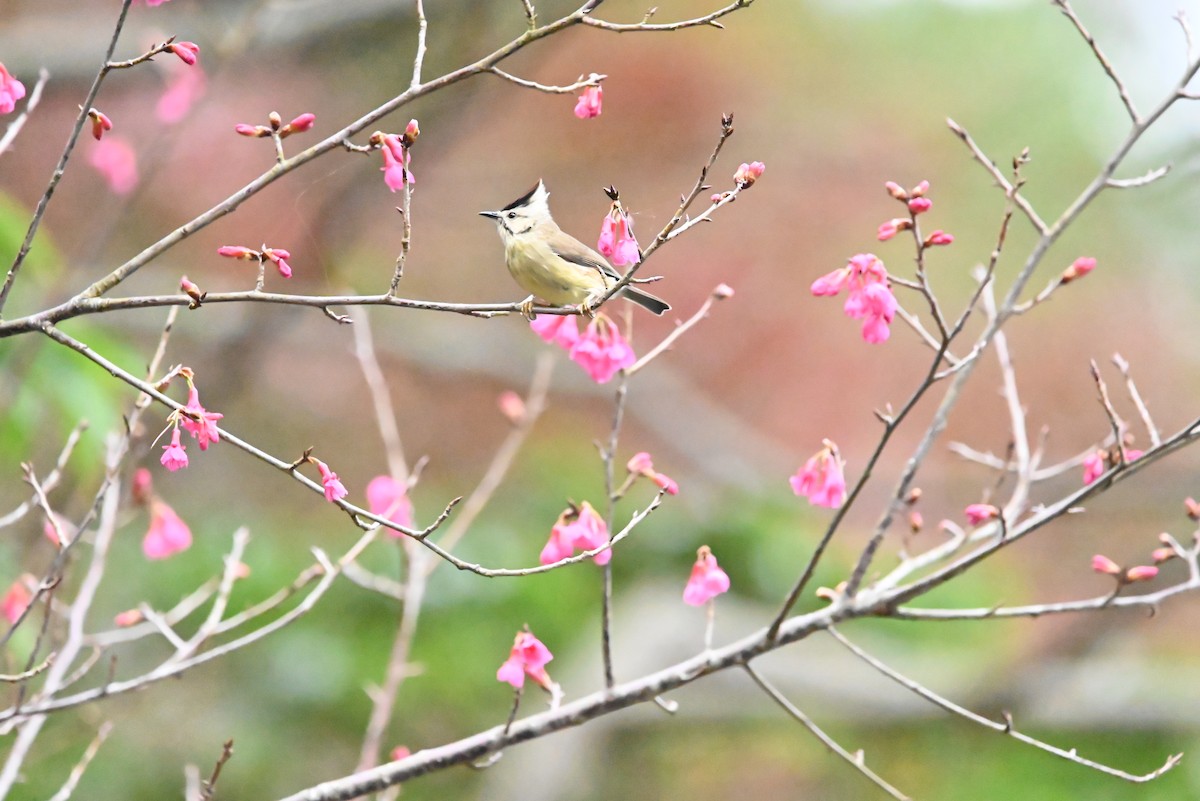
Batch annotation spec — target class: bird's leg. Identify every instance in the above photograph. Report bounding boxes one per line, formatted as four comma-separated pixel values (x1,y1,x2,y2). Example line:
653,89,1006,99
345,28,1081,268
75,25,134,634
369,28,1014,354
519,295,537,320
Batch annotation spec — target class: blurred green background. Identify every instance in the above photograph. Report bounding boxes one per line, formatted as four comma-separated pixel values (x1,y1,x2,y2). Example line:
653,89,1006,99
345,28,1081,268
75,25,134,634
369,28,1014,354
3,0,1200,798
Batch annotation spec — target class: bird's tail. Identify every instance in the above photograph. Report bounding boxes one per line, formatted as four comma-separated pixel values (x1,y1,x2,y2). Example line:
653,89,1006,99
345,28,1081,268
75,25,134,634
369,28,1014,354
620,286,670,316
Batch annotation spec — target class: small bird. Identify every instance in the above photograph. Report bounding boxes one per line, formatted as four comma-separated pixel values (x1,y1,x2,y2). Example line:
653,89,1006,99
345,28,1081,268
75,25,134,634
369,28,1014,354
480,181,670,318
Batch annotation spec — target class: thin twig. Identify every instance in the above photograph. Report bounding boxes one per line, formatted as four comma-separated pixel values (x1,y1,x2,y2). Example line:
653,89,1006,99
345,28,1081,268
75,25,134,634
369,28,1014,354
46,721,113,801
0,68,49,157
1112,352,1160,447
1051,0,1141,123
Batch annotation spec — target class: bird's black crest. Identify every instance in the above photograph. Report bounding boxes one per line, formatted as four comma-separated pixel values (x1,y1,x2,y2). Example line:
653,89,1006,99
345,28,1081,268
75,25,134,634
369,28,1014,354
502,181,543,211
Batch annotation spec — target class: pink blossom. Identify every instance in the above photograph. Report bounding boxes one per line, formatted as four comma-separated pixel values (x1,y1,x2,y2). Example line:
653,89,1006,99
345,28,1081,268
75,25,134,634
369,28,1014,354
263,247,292,278
540,502,611,566
811,253,897,344
529,314,579,350
964,503,998,526
683,545,731,606
366,475,414,535
167,41,200,66
626,452,679,495
131,467,154,506
314,459,348,503
790,439,847,509
2,580,31,624
569,315,636,384
907,197,932,214
88,109,113,140
1091,554,1121,575
924,230,954,247
733,161,765,188
1061,256,1096,284
876,218,909,241
497,629,554,690
597,209,640,267
1125,565,1158,582
156,64,206,124
1082,450,1106,485
143,499,192,559
381,134,414,190
160,427,189,471
88,135,139,195
180,384,222,450
0,63,26,115
573,84,603,119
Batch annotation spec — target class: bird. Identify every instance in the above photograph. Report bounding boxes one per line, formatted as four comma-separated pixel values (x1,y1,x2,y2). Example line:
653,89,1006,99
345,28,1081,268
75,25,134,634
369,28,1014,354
479,180,670,318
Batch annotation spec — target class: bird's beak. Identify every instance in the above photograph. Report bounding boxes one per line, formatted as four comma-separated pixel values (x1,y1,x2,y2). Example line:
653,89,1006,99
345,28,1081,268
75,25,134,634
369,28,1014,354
479,210,500,219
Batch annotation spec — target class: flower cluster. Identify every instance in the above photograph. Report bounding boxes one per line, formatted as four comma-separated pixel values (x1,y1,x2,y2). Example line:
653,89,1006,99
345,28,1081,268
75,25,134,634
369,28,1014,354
879,180,953,247
371,121,419,191
811,253,897,344
1082,446,1143,486
158,370,224,473
1091,553,1158,585
235,111,315,140
540,502,611,566
790,439,847,509
597,204,640,267
217,244,295,279
530,313,635,384
733,161,765,189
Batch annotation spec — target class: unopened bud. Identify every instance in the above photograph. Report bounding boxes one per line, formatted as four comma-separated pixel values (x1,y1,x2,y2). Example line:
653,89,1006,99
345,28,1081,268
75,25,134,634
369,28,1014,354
131,467,153,506
910,180,930,197
283,113,316,136
1151,547,1176,564
712,283,735,299
1091,553,1121,576
402,119,420,147
1125,564,1158,582
733,161,765,188
88,108,113,141
905,487,922,505
1060,256,1096,284
884,181,907,200
497,390,526,425
235,123,269,138
180,275,205,308
907,197,932,214
877,218,911,241
924,230,954,247
268,111,283,130
114,609,144,627
1186,497,1200,521
909,510,923,533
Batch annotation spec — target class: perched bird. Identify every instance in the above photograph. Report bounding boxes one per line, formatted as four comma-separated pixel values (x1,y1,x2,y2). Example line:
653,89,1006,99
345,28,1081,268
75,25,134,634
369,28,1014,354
480,181,669,317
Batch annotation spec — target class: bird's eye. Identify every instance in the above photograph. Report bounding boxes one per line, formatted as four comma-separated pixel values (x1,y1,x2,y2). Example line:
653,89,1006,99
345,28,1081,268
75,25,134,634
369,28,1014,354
506,212,517,219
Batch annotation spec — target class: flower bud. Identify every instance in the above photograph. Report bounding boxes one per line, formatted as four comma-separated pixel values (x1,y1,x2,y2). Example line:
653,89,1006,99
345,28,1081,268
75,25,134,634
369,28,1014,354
712,283,735,299
884,181,907,200
268,111,282,130
497,390,526,425
1151,547,1176,564
402,119,420,147
1125,564,1158,582
910,180,930,197
167,41,200,66
1091,553,1121,575
1186,497,1200,521
909,510,923,533
131,467,153,506
283,113,315,136
1060,256,1096,284
733,161,765,188
924,230,954,247
114,609,144,627
88,108,113,141
907,197,932,214
877,218,911,241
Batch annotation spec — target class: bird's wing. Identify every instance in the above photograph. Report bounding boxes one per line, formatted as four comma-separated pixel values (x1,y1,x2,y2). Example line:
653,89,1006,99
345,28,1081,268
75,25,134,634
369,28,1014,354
548,239,621,282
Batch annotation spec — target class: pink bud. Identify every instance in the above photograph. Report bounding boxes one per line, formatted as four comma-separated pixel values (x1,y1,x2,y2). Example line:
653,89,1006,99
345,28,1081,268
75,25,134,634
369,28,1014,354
1151,547,1176,564
167,41,200,66
1186,497,1200,521
733,161,765,188
263,247,293,278
964,503,999,526
884,181,907,200
497,390,526,424
1060,256,1096,284
924,230,954,247
390,746,411,762
876,218,910,241
573,84,603,119
1125,565,1158,582
402,119,420,146
131,467,153,506
1091,554,1121,576
907,197,932,214
114,609,143,627
235,123,268,137
88,109,113,141
909,510,923,533
910,180,930,197
286,113,315,133
217,245,259,260
712,283,735,299
180,275,204,306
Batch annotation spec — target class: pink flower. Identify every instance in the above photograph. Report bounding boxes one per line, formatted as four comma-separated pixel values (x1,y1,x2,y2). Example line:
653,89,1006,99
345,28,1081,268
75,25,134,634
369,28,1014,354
1082,450,1105,485
167,41,200,66
790,439,847,509
496,629,554,690
88,135,139,195
540,501,611,566
160,427,189,471
1091,554,1121,575
217,245,259,260
314,459,348,503
907,197,932,214
876,218,909,241
88,108,113,140
597,208,640,267
682,545,731,606
529,314,580,350
263,247,292,278
2,580,31,624
366,475,414,535
626,452,679,495
733,161,765,188
1061,256,1096,284
381,134,414,190
0,63,26,115
143,499,192,559
156,64,206,124
181,385,222,450
1125,565,1159,582
964,503,999,526
811,253,897,344
573,84,603,119
569,315,636,384
924,230,954,247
